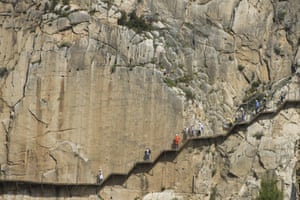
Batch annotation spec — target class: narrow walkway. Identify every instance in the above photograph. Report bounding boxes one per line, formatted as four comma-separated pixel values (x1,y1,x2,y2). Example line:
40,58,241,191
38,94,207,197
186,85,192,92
1,90,300,196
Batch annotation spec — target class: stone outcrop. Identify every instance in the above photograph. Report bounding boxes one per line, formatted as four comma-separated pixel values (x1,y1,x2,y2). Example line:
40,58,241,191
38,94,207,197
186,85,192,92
0,0,300,199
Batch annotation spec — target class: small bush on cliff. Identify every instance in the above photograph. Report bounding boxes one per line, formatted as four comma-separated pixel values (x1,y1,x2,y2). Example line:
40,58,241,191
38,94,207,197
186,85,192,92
274,46,282,56
256,174,283,200
62,0,70,5
209,186,217,200
128,11,152,33
117,10,152,33
50,0,59,11
59,41,72,48
238,64,245,71
163,77,176,87
251,80,261,89
0,67,8,78
177,74,193,83
277,10,286,22
182,88,195,101
253,131,264,140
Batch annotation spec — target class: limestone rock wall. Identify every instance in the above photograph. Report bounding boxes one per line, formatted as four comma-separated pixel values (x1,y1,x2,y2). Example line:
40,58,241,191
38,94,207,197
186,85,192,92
0,0,184,183
101,90,300,200
0,0,300,199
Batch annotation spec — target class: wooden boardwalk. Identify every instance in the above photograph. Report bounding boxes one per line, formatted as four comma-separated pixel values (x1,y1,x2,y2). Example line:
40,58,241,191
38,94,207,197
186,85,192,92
1,99,300,196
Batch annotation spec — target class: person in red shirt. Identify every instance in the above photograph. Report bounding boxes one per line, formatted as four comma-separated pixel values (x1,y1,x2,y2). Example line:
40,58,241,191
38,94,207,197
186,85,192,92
174,134,180,149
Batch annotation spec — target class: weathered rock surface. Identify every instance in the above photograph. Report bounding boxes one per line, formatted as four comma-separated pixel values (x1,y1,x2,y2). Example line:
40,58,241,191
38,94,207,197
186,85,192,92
100,97,300,200
0,0,300,199
0,1,184,184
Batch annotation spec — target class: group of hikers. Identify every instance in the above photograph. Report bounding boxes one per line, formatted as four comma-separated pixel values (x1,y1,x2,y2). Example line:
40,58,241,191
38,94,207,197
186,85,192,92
141,121,205,163
97,140,177,184
225,87,290,129
97,83,295,184
182,121,204,138
224,98,265,129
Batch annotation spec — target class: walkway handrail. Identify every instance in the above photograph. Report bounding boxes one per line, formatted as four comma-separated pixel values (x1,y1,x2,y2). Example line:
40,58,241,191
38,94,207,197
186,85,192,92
100,86,300,187
1,87,300,190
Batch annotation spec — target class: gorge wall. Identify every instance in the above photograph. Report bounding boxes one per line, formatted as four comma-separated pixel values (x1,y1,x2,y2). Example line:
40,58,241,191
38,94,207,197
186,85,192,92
0,0,300,199
0,0,184,183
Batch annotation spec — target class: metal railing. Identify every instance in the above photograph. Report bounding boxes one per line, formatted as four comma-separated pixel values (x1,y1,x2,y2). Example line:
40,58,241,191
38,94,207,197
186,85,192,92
222,86,300,132
1,85,300,190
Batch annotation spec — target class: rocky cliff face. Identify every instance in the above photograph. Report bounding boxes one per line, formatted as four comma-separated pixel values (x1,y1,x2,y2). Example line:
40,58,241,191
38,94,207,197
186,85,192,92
0,0,300,199
0,0,184,183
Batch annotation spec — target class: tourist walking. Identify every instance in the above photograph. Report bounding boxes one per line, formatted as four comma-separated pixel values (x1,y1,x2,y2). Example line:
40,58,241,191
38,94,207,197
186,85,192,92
198,122,204,136
255,99,260,114
98,169,104,184
280,90,286,103
174,134,180,149
144,148,151,161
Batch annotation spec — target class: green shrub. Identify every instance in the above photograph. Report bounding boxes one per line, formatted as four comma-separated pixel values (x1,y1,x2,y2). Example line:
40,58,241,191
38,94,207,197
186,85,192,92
257,175,283,200
209,186,217,200
177,74,193,83
184,22,194,29
238,64,245,71
277,10,286,22
182,88,195,101
253,131,264,140
0,67,8,78
117,10,127,26
163,77,176,87
127,11,152,33
62,0,70,5
50,0,59,11
274,46,282,55
117,10,152,33
251,80,261,89
59,42,72,48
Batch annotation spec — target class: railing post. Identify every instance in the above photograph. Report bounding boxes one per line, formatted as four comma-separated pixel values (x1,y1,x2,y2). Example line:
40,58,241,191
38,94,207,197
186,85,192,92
192,175,195,193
